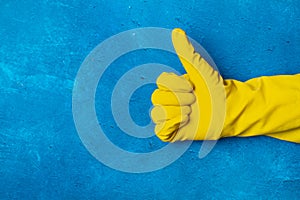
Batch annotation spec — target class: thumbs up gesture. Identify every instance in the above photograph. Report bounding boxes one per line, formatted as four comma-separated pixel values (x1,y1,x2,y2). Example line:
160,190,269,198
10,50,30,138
151,28,226,142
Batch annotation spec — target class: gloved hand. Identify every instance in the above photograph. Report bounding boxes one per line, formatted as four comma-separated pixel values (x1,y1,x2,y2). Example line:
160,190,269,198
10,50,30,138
151,28,300,144
151,28,226,142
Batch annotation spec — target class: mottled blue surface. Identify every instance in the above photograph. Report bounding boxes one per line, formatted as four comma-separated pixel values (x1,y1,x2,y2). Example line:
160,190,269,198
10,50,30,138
1,0,300,199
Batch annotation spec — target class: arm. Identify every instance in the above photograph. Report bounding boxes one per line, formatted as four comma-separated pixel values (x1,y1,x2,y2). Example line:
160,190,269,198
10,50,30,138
151,28,300,143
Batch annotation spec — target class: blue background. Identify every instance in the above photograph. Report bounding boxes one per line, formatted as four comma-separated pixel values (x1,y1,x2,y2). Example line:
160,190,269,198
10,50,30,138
1,0,300,199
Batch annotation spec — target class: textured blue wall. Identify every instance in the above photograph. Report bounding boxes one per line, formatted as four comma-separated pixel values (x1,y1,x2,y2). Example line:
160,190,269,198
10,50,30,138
1,0,300,199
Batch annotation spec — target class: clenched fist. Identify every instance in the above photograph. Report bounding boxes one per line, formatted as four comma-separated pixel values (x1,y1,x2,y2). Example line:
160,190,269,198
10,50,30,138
150,28,226,142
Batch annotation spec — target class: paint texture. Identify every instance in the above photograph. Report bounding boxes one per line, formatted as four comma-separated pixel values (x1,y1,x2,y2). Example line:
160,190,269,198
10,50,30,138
1,0,300,199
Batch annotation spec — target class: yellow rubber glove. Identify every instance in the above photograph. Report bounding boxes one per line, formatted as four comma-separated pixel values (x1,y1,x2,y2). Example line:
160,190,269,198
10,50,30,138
222,74,300,143
151,28,300,144
151,28,226,142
